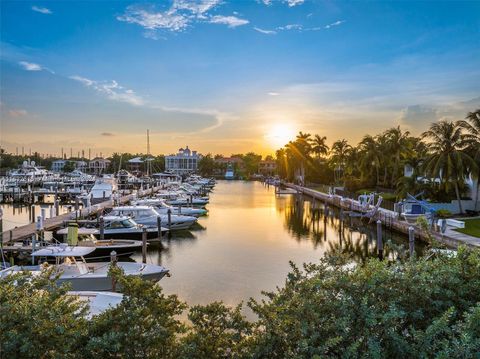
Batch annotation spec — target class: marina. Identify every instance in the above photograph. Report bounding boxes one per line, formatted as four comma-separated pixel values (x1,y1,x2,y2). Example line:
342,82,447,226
1,179,427,311
1,1,479,356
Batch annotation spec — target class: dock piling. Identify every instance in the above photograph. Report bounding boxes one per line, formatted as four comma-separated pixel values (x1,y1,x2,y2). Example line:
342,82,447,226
408,227,415,258
142,228,147,263
167,209,172,230
157,216,162,239
377,220,383,261
99,216,105,241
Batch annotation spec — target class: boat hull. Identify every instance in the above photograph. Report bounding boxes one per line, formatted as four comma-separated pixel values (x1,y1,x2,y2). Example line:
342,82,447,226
57,271,168,291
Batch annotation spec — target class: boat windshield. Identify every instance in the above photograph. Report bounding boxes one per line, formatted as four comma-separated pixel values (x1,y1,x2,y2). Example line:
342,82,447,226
121,219,135,228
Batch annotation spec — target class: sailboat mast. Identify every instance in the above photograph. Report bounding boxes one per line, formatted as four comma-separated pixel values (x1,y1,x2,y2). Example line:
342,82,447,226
146,129,150,176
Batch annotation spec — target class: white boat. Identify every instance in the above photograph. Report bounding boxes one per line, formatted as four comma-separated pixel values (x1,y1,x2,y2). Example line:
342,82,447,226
56,227,143,259
68,291,123,318
166,196,209,207
100,216,168,239
0,245,169,291
110,206,197,230
225,165,234,180
81,176,118,205
132,198,207,217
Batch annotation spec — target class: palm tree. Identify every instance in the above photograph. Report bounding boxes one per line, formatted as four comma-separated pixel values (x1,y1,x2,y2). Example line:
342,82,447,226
311,135,329,159
358,135,382,186
459,109,480,210
285,132,313,185
385,126,411,187
421,120,475,213
330,139,351,185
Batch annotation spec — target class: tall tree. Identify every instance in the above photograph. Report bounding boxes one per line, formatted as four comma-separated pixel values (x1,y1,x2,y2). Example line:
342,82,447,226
385,126,411,187
422,120,475,213
459,109,480,210
330,139,351,185
311,135,329,159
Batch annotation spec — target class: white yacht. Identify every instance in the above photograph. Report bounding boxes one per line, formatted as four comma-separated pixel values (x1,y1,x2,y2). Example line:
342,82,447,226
166,196,209,207
132,198,207,217
0,245,169,291
110,206,197,230
56,227,143,259
101,215,168,239
81,176,118,205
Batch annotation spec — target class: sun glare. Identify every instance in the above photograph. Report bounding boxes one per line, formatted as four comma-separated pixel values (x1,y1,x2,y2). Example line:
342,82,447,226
265,123,296,148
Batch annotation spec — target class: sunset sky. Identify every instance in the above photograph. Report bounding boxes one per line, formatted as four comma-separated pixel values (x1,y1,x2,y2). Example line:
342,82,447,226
1,0,479,157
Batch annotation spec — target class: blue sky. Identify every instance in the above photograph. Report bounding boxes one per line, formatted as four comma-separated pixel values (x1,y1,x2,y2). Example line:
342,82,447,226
1,0,479,156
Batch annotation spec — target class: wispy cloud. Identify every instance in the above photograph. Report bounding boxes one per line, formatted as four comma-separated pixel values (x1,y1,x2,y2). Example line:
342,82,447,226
117,1,246,38
69,75,144,106
173,0,221,17
19,61,42,71
254,27,277,35
285,0,304,7
18,61,55,73
101,132,115,137
210,15,249,28
268,92,279,96
32,6,52,15
325,20,345,29
117,5,190,33
280,24,303,30
8,109,28,117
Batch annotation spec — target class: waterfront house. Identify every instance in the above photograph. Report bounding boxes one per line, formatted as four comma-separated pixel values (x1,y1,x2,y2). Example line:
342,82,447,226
165,146,200,175
88,157,111,175
127,157,144,173
51,160,87,173
258,160,276,176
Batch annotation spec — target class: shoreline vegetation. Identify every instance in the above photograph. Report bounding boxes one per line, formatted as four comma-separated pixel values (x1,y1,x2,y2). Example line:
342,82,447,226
2,110,478,213
1,247,480,358
274,110,479,214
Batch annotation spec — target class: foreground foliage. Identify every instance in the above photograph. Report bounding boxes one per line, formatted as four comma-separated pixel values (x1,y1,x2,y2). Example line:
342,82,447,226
1,248,480,358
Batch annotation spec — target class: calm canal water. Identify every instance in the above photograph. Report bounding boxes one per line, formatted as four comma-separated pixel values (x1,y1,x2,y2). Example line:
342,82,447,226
132,181,423,310
1,181,423,313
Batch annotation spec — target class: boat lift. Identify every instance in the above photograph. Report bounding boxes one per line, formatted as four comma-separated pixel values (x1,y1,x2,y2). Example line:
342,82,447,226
405,192,437,216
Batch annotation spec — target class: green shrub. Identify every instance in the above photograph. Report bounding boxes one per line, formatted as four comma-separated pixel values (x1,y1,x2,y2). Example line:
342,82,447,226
436,209,453,218
2,249,480,358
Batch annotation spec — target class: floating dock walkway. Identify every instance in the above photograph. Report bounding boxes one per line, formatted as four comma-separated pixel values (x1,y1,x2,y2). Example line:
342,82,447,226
285,183,480,249
1,186,163,244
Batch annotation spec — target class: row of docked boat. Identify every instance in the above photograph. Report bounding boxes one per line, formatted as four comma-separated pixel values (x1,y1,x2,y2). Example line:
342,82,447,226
0,175,216,316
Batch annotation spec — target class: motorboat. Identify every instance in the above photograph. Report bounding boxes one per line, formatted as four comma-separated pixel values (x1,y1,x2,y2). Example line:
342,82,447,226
110,206,197,230
68,291,123,318
100,215,168,239
81,176,118,205
132,198,207,217
225,164,234,180
56,227,143,259
166,195,209,207
0,245,169,291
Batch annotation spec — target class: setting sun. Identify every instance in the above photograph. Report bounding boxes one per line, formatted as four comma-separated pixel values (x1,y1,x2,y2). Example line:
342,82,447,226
265,123,296,148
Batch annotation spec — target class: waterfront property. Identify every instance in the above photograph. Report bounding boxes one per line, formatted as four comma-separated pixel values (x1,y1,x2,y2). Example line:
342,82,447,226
165,146,200,175
88,158,111,175
51,160,88,173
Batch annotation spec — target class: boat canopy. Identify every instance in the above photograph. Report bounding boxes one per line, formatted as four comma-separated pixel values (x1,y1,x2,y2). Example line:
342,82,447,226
31,245,95,257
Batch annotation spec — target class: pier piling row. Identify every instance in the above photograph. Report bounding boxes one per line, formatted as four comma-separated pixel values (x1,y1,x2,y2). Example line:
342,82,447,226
285,183,479,249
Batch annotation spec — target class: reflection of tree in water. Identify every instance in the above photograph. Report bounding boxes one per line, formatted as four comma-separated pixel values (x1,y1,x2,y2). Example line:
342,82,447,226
282,196,411,260
283,195,312,242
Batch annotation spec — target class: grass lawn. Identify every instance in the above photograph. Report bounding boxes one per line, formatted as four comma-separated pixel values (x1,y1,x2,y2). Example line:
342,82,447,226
455,218,480,238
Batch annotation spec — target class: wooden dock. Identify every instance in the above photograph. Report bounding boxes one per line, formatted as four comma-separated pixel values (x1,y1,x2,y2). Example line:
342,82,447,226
1,186,163,244
285,183,480,249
